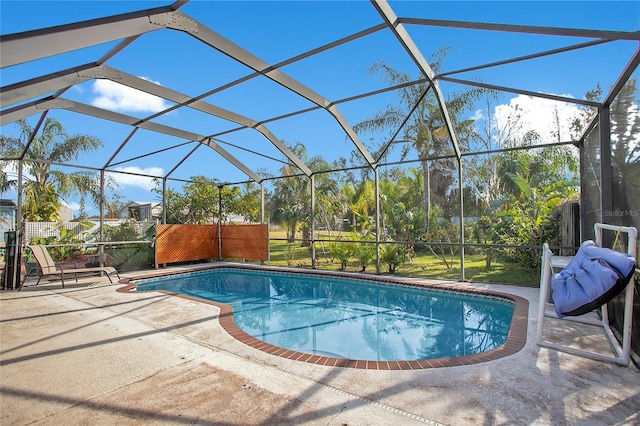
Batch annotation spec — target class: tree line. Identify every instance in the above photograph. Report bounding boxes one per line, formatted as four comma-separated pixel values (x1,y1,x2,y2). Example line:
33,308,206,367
2,57,638,273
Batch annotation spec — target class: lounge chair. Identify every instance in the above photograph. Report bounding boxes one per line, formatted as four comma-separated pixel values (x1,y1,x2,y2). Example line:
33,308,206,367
23,245,120,289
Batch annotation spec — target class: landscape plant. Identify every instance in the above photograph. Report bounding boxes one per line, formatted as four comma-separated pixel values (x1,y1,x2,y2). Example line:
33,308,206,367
381,243,412,274
103,222,155,270
330,241,354,271
353,232,376,272
0,118,116,221
28,222,94,261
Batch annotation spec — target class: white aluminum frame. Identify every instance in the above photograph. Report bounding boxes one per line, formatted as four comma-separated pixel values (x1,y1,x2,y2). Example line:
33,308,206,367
536,223,638,365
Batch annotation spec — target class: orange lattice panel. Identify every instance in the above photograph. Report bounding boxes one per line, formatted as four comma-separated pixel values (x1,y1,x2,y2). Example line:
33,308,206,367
156,224,218,265
221,224,268,261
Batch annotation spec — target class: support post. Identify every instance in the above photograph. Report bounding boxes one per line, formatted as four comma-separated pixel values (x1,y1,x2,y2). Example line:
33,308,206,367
99,170,105,266
218,185,223,261
17,162,23,230
162,178,167,224
458,159,465,281
260,181,265,224
374,167,381,274
599,106,613,246
16,111,47,231
311,174,316,269
599,106,612,216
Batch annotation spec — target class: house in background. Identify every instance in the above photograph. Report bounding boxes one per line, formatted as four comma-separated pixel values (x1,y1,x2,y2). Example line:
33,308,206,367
0,199,16,245
119,202,162,222
59,205,73,222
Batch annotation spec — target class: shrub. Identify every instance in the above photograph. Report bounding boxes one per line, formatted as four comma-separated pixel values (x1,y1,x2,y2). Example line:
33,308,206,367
381,243,411,274
331,241,354,271
352,231,376,272
29,224,84,261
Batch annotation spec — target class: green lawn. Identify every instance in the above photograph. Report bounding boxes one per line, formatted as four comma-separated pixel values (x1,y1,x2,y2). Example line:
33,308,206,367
267,232,540,287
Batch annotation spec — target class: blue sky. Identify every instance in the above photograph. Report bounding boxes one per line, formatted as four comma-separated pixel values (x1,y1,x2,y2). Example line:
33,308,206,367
1,0,639,217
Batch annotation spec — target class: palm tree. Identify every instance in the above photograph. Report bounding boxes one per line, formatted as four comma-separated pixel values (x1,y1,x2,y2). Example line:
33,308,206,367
342,179,376,232
0,118,105,221
270,142,311,243
0,169,18,196
269,142,343,247
497,141,578,201
498,173,578,226
354,48,485,228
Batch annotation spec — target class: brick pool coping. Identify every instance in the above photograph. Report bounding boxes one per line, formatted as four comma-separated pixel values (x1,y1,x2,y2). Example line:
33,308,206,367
118,263,529,369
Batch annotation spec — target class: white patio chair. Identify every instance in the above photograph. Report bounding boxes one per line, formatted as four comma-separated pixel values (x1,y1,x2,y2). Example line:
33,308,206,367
536,223,637,365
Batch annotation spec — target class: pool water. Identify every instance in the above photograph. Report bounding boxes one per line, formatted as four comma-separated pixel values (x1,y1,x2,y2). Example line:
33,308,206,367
136,268,514,362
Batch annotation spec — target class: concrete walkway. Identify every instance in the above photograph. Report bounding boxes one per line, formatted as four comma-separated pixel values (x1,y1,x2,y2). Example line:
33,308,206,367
1,267,639,425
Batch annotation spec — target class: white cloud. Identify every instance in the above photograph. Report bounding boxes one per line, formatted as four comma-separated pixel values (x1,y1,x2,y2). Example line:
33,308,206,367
2,162,19,177
108,166,164,190
1,164,32,194
91,77,171,113
71,84,84,95
471,109,484,121
61,201,81,212
493,94,581,143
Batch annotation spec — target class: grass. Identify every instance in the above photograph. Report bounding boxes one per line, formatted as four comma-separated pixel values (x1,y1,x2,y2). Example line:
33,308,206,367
267,231,540,287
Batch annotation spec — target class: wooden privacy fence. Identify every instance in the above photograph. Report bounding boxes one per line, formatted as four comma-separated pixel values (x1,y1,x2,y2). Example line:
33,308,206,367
155,224,268,266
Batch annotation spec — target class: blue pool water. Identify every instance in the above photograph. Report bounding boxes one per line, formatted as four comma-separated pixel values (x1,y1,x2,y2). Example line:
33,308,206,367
136,268,514,361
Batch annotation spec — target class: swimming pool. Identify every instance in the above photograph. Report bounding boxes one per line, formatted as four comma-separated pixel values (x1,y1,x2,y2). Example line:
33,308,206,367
131,266,527,369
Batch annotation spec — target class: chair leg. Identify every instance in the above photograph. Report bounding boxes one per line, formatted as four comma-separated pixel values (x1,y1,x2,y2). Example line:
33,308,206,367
60,273,65,288
107,271,120,283
536,246,553,341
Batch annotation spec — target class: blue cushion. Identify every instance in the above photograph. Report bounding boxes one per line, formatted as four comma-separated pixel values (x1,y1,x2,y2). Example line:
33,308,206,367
551,240,636,317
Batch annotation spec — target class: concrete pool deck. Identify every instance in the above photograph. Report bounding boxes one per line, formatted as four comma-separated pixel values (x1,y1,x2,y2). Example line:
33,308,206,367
2,263,639,425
